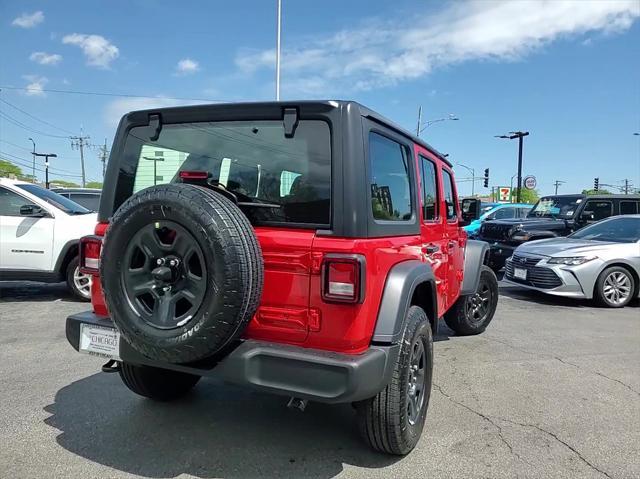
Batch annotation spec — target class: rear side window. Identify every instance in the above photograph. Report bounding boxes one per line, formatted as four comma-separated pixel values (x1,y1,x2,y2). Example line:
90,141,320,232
419,156,438,221
369,132,412,221
121,120,331,226
620,201,639,215
442,169,457,220
584,200,612,221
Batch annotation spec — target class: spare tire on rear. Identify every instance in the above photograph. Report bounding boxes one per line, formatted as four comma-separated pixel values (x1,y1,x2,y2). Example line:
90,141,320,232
101,183,263,364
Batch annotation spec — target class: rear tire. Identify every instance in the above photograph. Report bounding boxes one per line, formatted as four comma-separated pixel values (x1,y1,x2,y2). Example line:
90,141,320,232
66,256,91,302
118,362,200,401
356,306,433,455
594,266,635,308
444,265,498,335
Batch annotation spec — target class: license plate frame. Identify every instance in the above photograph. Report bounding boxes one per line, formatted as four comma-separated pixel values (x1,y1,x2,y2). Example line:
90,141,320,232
79,323,121,361
513,267,527,280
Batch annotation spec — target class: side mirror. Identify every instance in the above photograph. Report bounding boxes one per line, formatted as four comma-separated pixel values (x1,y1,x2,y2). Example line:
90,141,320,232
581,210,594,222
20,204,47,217
460,198,481,225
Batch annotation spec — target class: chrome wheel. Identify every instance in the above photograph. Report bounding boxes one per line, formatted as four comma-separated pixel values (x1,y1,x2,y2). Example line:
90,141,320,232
602,271,632,306
407,338,427,426
73,266,92,299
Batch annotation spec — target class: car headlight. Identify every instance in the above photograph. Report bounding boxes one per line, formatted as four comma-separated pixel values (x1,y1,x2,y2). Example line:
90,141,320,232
547,256,597,265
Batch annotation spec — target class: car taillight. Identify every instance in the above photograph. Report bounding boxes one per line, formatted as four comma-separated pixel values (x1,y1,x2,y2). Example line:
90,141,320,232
79,235,102,275
321,255,365,304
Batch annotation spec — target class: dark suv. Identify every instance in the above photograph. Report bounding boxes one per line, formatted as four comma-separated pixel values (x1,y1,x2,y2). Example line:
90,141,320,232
479,194,640,271
65,101,498,455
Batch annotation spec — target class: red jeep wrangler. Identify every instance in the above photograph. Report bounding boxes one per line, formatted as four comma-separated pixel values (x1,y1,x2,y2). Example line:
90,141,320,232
66,101,498,455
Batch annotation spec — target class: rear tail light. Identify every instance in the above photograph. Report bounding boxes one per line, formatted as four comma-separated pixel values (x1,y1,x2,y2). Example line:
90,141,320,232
321,255,365,304
79,235,102,275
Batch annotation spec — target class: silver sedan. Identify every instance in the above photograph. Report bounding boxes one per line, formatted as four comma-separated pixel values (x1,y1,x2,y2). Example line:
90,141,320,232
504,215,640,307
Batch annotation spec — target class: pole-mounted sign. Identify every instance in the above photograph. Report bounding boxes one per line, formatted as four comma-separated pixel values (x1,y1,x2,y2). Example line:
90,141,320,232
524,175,537,190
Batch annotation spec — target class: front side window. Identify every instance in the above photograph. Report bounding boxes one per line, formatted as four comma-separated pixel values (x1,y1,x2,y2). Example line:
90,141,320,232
369,132,412,221
583,200,613,221
442,169,457,220
0,186,30,216
419,156,438,221
122,120,331,226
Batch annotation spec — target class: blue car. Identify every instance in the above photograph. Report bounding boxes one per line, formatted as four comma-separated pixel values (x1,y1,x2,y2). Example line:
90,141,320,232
465,203,533,238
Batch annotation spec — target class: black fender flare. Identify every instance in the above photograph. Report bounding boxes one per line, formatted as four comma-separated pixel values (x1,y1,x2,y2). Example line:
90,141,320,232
372,260,437,344
460,240,489,296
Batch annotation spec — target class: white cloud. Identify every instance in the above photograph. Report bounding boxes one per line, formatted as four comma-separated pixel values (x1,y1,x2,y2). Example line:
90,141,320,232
236,0,640,95
62,33,119,68
29,52,62,66
12,11,44,28
176,58,200,75
104,97,205,127
22,75,48,97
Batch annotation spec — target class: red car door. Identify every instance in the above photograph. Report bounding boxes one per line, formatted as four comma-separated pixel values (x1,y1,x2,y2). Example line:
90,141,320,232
441,166,464,309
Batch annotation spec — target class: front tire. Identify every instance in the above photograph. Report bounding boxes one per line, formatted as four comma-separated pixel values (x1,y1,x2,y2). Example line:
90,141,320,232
357,306,433,455
66,256,91,301
594,266,635,308
118,362,200,401
444,265,498,335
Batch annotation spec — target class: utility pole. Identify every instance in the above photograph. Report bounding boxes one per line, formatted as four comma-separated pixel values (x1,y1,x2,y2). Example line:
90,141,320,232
275,0,282,101
553,180,565,195
28,138,36,182
70,133,90,187
99,139,109,179
33,152,57,189
495,131,529,203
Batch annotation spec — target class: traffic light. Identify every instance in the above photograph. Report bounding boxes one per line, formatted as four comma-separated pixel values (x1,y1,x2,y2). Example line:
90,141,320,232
594,177,599,191
483,168,490,188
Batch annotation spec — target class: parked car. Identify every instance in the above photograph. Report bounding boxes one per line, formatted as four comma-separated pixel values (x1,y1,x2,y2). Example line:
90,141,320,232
478,194,640,271
65,100,498,455
504,215,640,307
0,178,97,300
464,203,533,238
50,187,101,211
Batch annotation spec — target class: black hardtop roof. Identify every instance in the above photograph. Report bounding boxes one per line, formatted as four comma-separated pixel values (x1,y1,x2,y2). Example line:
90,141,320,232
123,100,452,166
539,193,640,200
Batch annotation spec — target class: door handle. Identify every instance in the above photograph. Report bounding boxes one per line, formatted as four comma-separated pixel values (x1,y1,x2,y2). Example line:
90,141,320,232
423,244,439,254
448,241,457,249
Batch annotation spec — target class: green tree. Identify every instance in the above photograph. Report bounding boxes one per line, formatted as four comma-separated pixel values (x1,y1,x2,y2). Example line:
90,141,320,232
49,179,79,187
582,188,611,195
85,181,103,189
508,188,539,204
0,159,23,178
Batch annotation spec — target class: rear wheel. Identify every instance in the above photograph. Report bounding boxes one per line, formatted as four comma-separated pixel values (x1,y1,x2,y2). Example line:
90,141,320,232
444,266,498,335
66,256,91,301
357,305,433,455
118,362,200,401
594,266,635,308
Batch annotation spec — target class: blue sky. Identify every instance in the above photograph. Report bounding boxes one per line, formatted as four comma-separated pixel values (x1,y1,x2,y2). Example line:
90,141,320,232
0,0,639,195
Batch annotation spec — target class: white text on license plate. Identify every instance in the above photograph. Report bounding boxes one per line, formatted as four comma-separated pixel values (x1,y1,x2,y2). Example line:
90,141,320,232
514,267,527,280
79,324,121,360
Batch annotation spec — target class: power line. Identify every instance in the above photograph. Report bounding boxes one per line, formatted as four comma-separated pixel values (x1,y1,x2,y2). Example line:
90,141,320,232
0,111,69,139
0,85,222,102
0,150,83,176
0,98,75,135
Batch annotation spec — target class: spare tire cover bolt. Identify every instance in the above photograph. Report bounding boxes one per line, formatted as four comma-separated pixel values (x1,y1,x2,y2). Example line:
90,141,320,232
157,258,165,266
169,259,179,267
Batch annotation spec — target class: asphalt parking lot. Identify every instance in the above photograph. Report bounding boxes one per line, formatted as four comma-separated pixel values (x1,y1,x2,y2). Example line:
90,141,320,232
1,280,638,479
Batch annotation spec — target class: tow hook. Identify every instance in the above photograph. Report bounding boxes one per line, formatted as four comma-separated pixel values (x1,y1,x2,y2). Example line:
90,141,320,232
287,397,308,412
101,359,121,373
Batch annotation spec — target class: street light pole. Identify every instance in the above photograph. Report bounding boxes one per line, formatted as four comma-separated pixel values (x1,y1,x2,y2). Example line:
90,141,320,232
457,163,476,196
33,152,57,189
417,112,459,137
495,131,529,203
28,138,36,183
275,0,282,101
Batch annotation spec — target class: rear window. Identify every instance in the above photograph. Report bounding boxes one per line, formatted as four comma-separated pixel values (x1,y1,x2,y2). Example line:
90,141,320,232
118,120,331,226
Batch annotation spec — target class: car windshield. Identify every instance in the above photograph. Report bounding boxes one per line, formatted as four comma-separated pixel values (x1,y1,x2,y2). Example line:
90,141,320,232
569,216,640,243
17,184,92,215
527,196,582,219
121,119,331,226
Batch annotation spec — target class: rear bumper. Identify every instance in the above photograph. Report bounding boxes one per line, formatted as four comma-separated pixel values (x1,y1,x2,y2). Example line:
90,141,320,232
66,311,399,404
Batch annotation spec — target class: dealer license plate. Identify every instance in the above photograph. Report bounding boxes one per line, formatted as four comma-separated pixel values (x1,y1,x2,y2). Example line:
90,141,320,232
513,267,527,280
79,324,121,360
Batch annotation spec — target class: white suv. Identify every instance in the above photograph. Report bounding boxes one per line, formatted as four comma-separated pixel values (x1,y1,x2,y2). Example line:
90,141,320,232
0,178,98,300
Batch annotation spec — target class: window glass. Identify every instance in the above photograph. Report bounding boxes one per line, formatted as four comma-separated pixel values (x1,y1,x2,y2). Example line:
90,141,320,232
442,169,457,220
584,201,612,221
570,217,640,243
620,201,639,215
0,186,30,216
70,194,101,212
17,184,91,215
124,120,331,226
369,132,412,221
517,207,531,218
419,156,438,221
493,207,515,219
